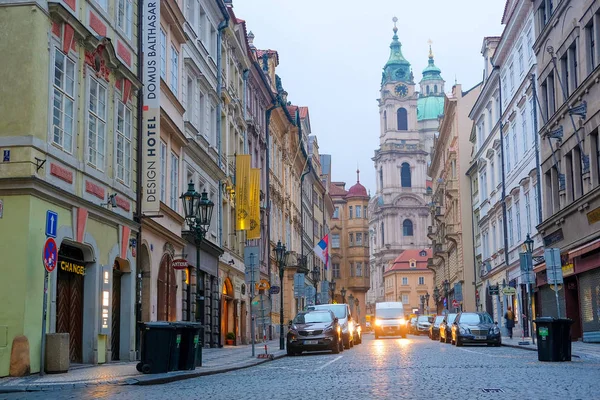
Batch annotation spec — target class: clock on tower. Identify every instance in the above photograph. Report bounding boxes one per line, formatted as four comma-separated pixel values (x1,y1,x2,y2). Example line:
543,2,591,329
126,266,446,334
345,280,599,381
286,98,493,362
395,84,408,97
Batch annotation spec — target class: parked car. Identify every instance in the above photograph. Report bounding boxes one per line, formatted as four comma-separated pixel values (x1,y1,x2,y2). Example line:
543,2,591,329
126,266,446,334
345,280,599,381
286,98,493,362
408,317,418,335
286,310,343,356
451,312,501,347
429,315,445,340
416,315,434,335
308,304,354,348
439,313,458,343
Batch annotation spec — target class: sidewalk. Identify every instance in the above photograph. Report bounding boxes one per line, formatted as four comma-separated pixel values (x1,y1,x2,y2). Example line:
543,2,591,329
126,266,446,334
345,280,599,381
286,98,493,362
0,340,285,394
501,336,600,359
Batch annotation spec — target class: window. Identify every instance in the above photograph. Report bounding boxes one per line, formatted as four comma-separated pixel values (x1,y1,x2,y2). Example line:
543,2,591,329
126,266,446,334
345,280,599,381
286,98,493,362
512,123,518,167
116,100,132,185
402,294,409,304
333,207,339,219
350,263,355,277
97,0,108,11
434,84,438,93
333,263,340,279
401,162,411,187
397,108,408,130
170,45,179,96
586,20,596,74
529,98,536,145
426,85,430,94
356,262,362,277
379,168,383,189
533,183,540,224
356,233,363,246
521,109,528,152
509,63,515,92
418,276,425,285
383,110,387,130
490,159,495,188
402,277,408,285
170,153,179,210
52,48,75,153
355,205,362,218
505,133,511,172
526,28,534,60
525,192,531,234
518,46,524,75
160,29,167,80
331,234,340,248
508,206,514,246
117,0,133,38
515,199,522,241
491,222,497,253
349,233,354,245
381,222,385,245
480,170,487,201
348,206,353,219
87,76,107,169
497,153,502,183
160,142,167,202
403,219,413,236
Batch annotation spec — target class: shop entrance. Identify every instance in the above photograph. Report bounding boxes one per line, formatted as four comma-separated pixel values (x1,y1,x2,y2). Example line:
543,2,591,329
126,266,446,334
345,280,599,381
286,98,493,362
157,254,176,321
112,261,123,360
56,244,85,363
565,276,581,341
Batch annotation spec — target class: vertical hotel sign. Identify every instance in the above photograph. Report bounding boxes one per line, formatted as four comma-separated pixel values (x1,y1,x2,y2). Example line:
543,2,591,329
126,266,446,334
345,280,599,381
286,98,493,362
235,155,251,230
247,168,261,239
142,0,161,213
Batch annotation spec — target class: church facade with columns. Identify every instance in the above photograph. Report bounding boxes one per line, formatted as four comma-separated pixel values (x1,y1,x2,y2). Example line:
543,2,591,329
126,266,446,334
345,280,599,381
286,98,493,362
367,18,445,307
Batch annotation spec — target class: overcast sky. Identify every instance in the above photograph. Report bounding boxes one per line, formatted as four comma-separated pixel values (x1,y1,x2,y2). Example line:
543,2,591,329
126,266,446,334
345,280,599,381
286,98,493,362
233,0,506,193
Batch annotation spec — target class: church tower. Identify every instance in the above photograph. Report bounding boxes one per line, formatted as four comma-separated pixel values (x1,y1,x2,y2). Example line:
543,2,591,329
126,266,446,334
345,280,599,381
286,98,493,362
368,19,442,304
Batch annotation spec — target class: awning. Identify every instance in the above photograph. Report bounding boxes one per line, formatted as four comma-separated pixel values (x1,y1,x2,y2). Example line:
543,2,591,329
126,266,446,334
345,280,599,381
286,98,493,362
568,238,600,260
533,262,546,273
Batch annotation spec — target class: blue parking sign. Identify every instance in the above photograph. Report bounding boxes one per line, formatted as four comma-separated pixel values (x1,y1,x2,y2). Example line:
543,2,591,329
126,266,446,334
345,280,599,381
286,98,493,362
46,210,58,238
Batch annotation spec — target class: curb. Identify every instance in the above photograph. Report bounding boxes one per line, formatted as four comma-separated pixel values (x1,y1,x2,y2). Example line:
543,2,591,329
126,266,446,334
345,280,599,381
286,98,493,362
0,353,286,394
502,343,581,358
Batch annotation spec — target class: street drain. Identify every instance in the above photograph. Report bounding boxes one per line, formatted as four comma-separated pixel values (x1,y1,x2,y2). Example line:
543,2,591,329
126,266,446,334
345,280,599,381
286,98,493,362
482,389,505,393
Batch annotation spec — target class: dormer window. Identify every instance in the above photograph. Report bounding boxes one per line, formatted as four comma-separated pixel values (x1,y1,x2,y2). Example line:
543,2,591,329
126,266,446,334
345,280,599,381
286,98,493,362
419,250,427,257
409,259,417,269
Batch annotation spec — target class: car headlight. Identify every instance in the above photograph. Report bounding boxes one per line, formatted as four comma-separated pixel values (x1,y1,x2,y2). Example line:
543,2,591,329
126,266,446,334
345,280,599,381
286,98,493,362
399,318,406,325
459,327,470,335
375,319,382,326
324,325,334,333
491,326,500,334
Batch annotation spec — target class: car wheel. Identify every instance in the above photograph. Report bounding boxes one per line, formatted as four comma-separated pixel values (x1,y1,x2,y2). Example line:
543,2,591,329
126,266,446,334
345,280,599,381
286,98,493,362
332,340,340,354
286,348,295,356
339,339,344,352
344,338,350,349
445,334,451,344
456,337,463,347
374,333,379,339
495,342,502,347
349,339,354,348
439,334,444,343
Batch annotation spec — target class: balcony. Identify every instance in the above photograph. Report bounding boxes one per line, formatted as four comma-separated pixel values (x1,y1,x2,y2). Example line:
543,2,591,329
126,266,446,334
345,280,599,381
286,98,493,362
446,179,458,196
347,276,370,291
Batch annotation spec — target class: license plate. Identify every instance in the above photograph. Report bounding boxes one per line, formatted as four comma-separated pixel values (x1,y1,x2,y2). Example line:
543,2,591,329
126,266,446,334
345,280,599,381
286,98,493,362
304,340,319,345
475,335,487,340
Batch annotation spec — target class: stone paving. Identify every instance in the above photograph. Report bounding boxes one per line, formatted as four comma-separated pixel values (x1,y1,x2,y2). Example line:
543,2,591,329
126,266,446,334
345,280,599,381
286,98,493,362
0,340,284,393
3,334,599,399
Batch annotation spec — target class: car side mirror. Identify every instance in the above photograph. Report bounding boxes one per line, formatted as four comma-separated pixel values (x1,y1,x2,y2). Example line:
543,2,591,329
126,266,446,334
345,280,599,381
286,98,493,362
334,318,339,324
288,320,293,326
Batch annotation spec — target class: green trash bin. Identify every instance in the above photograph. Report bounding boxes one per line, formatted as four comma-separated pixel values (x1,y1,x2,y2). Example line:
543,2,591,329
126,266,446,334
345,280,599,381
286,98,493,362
173,322,202,370
136,322,177,374
534,317,573,362
168,324,183,371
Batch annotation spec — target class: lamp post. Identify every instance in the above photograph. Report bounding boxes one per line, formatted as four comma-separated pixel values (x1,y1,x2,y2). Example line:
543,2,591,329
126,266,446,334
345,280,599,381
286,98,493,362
425,292,430,315
443,280,450,311
329,280,336,303
341,287,347,304
433,286,440,313
274,240,287,350
420,295,425,314
181,181,214,325
524,234,535,345
348,293,354,314
354,298,360,320
310,266,321,305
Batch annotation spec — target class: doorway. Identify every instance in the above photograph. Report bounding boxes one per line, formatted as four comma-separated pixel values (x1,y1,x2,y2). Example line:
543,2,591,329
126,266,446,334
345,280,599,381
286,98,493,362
221,278,234,345
157,254,177,321
56,245,85,363
565,276,581,341
112,261,122,361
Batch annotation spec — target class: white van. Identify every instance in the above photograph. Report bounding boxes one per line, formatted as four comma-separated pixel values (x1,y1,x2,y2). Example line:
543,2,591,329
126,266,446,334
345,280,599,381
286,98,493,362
374,302,408,339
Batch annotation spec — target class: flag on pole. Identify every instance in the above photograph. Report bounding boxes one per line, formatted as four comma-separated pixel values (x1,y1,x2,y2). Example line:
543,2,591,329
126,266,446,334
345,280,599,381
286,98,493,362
313,234,329,269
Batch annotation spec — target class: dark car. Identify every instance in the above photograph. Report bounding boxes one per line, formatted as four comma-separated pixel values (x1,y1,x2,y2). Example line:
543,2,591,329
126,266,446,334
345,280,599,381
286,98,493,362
287,310,343,356
451,312,502,347
429,315,445,340
439,313,458,344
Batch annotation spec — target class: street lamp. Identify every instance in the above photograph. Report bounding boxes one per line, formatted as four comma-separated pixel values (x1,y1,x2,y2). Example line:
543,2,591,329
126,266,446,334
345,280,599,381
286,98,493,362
524,233,535,345
341,287,347,304
329,280,336,303
354,298,360,319
425,292,430,314
433,286,440,311
181,181,214,324
348,293,354,313
310,266,321,304
420,295,425,314
274,240,287,350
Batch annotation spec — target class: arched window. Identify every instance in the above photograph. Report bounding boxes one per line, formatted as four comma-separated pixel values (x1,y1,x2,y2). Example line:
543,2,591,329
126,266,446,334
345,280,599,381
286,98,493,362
383,110,387,130
397,108,408,131
401,162,411,187
426,85,430,94
434,84,438,93
379,168,383,189
381,222,385,245
403,219,413,236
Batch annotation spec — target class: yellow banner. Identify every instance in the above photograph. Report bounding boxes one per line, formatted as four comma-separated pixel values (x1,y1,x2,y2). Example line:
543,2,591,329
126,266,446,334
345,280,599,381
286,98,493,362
248,168,261,239
235,155,251,230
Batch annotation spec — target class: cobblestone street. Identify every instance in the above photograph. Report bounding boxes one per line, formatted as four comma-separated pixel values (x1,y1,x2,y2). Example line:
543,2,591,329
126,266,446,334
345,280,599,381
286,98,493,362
3,334,599,400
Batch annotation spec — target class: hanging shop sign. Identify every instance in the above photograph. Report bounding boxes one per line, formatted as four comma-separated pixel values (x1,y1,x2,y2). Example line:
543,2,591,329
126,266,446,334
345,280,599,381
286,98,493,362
59,260,85,275
172,259,188,270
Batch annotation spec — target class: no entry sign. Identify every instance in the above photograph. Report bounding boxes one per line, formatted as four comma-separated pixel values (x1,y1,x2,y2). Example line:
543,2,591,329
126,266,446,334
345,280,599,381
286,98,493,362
43,237,58,273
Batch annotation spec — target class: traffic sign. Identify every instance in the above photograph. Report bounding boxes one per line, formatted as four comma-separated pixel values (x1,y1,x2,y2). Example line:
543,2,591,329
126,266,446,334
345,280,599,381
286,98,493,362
269,286,280,295
256,279,270,292
452,299,459,309
43,237,58,272
502,286,517,296
46,210,58,238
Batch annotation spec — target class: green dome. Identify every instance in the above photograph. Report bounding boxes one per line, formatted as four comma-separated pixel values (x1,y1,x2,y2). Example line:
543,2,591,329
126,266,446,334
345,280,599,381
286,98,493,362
417,96,444,121
381,18,412,85
420,46,443,83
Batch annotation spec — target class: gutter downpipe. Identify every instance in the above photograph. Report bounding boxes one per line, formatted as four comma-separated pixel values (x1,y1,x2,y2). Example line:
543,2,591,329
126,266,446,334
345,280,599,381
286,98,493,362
216,12,229,249
134,0,144,357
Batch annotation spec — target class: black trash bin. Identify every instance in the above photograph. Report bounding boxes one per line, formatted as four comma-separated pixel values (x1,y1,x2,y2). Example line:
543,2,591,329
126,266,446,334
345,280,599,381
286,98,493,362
168,324,183,371
173,322,202,370
136,322,177,374
534,317,573,362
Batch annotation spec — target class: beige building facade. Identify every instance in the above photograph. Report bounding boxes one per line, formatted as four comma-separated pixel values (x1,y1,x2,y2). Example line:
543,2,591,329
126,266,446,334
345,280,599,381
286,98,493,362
384,249,434,315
